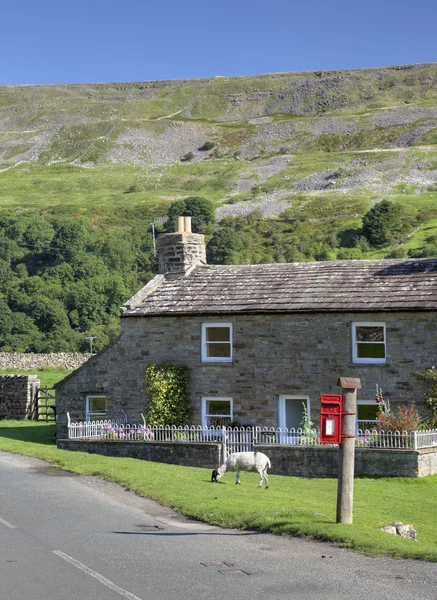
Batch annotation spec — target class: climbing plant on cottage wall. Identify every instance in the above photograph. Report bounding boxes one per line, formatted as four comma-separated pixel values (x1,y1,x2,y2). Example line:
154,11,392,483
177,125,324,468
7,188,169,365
144,363,192,426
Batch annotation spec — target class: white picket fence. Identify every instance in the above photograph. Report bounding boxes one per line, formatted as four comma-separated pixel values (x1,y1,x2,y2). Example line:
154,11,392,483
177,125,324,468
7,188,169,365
66,414,437,454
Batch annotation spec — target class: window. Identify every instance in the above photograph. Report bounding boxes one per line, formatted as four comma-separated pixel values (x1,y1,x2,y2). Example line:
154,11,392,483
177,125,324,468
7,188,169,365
85,395,106,421
201,323,232,362
202,397,233,427
278,395,310,430
357,400,379,430
352,322,386,364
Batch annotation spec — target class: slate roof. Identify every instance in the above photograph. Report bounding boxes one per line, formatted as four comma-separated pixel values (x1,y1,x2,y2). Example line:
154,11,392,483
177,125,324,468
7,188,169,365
121,258,437,317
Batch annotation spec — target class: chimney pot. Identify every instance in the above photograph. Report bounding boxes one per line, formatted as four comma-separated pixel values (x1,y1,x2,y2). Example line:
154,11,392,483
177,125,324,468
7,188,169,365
184,216,192,233
176,216,184,233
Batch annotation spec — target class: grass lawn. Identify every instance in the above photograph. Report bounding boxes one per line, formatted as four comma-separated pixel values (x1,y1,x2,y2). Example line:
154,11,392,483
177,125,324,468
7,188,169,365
0,421,436,561
0,367,72,389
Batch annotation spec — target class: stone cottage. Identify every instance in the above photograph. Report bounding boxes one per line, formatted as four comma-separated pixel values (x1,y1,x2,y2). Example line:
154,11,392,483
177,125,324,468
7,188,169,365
55,218,437,438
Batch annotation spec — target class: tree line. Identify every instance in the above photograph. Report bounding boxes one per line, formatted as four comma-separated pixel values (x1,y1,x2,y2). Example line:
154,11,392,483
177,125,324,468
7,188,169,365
0,197,431,353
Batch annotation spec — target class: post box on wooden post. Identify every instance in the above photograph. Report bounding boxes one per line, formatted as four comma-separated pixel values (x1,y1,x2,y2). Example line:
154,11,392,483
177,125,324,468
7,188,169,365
320,394,342,444
336,376,361,525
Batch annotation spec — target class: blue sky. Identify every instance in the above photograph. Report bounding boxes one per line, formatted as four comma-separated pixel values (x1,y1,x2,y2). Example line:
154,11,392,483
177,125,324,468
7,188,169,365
1,0,436,85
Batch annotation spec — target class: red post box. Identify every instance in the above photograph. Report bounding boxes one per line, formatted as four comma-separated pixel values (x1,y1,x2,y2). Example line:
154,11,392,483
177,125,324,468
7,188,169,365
320,394,342,444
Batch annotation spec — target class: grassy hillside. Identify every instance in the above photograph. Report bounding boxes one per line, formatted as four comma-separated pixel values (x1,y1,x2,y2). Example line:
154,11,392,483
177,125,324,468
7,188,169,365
0,64,436,351
1,64,436,242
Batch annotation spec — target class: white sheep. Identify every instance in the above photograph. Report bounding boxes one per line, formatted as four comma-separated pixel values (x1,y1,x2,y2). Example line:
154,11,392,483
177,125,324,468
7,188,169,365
211,451,271,488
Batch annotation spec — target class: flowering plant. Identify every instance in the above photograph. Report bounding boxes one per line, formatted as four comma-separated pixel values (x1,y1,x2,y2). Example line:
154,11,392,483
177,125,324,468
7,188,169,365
375,384,390,415
102,424,154,440
375,385,420,432
376,404,421,433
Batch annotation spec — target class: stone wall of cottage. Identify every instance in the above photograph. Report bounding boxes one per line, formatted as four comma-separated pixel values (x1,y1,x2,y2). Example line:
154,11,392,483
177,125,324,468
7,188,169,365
0,375,40,420
55,311,434,438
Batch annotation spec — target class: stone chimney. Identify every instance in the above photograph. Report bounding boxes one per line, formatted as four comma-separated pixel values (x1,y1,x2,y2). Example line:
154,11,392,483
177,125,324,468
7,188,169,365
156,216,206,278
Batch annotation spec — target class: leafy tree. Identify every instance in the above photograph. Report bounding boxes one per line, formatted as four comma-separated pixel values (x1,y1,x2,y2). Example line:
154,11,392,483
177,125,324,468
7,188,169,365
22,217,55,251
0,259,15,288
362,200,402,246
207,228,245,264
167,196,215,233
44,262,75,284
51,219,90,262
93,231,137,273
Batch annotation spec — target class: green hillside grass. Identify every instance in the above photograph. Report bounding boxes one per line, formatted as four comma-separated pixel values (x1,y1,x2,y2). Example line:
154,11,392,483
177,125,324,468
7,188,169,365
0,64,436,353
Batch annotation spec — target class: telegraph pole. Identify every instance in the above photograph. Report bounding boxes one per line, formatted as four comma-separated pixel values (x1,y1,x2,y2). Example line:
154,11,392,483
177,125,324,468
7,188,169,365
86,336,95,354
150,216,169,256
336,377,361,524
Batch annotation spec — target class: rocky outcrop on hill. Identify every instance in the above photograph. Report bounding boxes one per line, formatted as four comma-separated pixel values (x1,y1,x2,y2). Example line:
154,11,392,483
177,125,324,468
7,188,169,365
0,63,436,221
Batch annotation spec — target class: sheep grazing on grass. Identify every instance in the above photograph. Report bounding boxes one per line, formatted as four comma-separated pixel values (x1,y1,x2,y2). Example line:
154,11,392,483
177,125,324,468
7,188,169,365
211,451,271,488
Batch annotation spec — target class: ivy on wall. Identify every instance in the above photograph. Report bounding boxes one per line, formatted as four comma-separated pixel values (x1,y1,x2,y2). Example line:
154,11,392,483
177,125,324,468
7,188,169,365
144,363,192,426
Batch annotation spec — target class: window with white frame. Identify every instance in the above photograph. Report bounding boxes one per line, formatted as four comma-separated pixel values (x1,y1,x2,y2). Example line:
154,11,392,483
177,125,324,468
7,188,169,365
202,397,233,427
85,395,107,421
352,322,386,363
357,400,379,430
278,395,310,430
201,323,232,362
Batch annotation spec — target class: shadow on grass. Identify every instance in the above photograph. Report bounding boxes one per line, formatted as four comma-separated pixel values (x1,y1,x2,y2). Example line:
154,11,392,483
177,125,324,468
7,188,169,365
0,423,56,445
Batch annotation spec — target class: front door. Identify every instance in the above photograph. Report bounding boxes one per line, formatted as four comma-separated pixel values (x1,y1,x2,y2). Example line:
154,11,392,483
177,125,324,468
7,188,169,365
279,395,310,430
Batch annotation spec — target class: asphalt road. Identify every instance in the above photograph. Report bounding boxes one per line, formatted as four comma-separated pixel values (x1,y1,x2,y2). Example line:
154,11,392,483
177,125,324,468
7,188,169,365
1,451,436,600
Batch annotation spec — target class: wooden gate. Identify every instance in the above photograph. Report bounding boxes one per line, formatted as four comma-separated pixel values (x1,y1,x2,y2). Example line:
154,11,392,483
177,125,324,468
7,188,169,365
38,387,56,421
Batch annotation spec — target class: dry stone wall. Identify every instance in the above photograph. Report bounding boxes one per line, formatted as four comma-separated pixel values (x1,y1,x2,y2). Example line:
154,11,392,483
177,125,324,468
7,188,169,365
57,440,221,469
0,352,91,371
0,375,40,420
56,440,437,477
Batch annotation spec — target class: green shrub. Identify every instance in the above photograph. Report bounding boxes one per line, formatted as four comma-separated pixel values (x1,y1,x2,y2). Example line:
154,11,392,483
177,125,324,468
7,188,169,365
144,363,192,426
416,366,437,427
362,199,402,246
376,403,421,432
181,152,195,162
200,141,215,151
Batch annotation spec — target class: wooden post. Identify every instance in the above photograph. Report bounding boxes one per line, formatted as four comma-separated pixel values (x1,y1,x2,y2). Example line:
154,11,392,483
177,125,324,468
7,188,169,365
336,377,361,524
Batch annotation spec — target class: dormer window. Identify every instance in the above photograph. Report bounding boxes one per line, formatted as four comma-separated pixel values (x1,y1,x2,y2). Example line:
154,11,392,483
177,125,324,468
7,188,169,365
201,323,232,363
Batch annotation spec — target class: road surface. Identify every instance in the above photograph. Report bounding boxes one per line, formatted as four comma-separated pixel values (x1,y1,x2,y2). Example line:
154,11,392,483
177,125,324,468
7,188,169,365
0,451,436,600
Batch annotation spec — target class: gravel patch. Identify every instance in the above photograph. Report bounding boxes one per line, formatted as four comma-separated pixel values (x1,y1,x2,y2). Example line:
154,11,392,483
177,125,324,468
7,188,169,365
241,117,361,159
240,122,302,158
312,117,359,136
227,156,291,193
0,116,15,132
217,189,291,220
294,169,344,191
248,117,273,125
372,107,437,128
293,153,437,195
109,121,208,166
393,121,437,146
7,129,58,163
